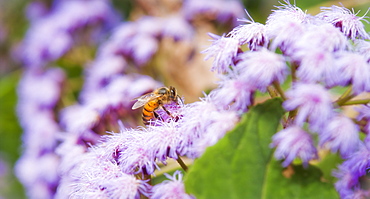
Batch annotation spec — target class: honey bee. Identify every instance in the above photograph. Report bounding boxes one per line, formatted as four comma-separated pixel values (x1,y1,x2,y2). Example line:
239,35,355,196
132,86,182,125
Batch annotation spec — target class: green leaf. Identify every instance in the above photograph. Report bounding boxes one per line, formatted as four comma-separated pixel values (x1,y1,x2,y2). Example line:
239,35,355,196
264,161,338,198
184,98,338,199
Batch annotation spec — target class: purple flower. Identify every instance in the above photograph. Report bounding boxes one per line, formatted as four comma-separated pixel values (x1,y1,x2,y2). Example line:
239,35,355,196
355,39,370,62
283,83,334,131
317,5,370,40
179,97,239,158
121,34,158,66
266,0,308,52
333,143,370,198
300,23,348,52
236,48,288,91
294,49,334,83
202,33,239,74
18,68,65,108
15,153,60,199
59,104,100,135
83,56,128,92
26,2,49,22
116,129,158,175
67,151,149,198
55,134,87,175
319,114,360,158
271,125,317,167
151,171,194,199
182,0,245,26
161,15,194,41
21,0,118,68
146,121,185,162
356,105,370,134
228,18,268,50
209,72,255,112
326,52,370,94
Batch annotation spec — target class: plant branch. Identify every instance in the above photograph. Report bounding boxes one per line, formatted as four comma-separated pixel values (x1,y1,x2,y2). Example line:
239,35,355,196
273,81,286,100
176,155,188,172
340,99,370,106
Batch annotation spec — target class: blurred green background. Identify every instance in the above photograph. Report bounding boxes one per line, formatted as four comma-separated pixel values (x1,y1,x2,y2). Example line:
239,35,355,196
0,0,369,198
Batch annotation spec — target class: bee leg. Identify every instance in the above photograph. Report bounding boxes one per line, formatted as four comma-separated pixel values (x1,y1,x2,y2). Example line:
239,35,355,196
162,105,174,118
154,111,160,119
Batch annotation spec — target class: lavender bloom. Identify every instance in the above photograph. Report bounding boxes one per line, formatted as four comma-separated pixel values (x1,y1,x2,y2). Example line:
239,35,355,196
121,34,159,66
146,121,184,162
59,105,100,136
15,153,60,199
83,56,128,92
317,5,370,40
334,143,370,198
151,171,194,199
68,150,149,199
202,33,239,74
291,23,348,53
16,68,64,199
17,68,65,109
283,83,334,131
228,18,268,50
114,129,159,175
26,2,49,22
294,49,334,83
236,48,288,91
326,52,370,94
182,0,245,26
22,0,118,68
355,40,370,62
356,105,370,134
179,97,239,158
162,15,194,41
319,114,360,158
266,1,308,52
209,75,255,113
271,125,317,167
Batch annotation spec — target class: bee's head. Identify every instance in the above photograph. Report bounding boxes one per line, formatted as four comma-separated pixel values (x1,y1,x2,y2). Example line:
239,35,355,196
169,86,177,97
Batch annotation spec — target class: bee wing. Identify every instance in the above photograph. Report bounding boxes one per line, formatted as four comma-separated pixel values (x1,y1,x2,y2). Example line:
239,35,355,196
132,93,160,110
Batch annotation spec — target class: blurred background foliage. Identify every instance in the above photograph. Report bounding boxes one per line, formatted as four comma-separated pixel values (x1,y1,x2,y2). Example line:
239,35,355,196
0,0,369,198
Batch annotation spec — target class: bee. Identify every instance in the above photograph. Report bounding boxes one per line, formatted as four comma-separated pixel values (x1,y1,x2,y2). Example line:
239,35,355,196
132,86,182,125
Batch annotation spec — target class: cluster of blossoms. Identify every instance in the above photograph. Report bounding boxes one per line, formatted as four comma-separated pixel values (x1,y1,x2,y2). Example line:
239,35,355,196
15,0,370,198
15,0,244,198
202,1,370,198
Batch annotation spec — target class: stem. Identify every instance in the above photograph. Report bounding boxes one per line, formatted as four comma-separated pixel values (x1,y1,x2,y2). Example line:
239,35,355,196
337,87,352,101
267,86,279,98
340,99,370,106
176,155,188,172
273,81,286,100
335,94,356,106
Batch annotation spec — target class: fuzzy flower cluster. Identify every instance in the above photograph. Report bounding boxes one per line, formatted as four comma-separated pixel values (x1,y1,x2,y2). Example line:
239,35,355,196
201,1,370,198
15,0,245,198
15,0,370,198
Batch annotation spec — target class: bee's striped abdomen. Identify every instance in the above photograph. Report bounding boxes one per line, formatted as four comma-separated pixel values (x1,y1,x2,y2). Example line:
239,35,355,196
142,100,159,125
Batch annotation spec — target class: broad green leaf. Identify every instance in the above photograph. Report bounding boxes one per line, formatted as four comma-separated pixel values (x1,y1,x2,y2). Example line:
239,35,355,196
264,161,338,198
184,98,338,199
